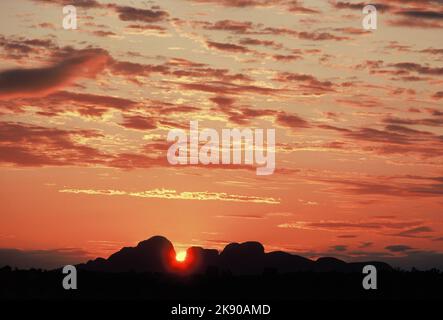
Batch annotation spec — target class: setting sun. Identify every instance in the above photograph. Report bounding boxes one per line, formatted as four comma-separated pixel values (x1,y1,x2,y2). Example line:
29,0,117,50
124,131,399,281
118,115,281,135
176,251,187,263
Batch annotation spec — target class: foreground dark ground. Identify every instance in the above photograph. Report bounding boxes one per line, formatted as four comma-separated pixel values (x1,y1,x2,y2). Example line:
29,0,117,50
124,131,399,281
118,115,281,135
2,237,442,303
1,268,442,301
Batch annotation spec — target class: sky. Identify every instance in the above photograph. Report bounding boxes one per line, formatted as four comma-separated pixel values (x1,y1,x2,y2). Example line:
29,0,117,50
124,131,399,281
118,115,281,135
0,0,442,270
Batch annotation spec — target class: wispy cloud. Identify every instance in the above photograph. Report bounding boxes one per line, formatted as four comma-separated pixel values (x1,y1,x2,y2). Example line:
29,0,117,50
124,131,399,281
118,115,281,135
59,188,280,204
0,50,109,99
278,219,427,234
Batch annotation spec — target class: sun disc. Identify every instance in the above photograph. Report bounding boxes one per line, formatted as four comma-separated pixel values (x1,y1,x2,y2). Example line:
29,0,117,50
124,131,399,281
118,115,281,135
176,251,187,262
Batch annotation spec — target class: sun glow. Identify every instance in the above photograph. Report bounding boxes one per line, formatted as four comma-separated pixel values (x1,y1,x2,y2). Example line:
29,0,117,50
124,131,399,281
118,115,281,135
176,251,187,262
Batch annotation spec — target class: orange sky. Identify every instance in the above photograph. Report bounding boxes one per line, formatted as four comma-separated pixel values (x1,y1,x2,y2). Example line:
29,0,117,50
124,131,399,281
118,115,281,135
0,0,442,269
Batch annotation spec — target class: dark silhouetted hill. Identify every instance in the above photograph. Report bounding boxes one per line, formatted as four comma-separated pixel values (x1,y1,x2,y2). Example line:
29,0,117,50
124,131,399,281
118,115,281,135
78,236,176,273
77,235,392,275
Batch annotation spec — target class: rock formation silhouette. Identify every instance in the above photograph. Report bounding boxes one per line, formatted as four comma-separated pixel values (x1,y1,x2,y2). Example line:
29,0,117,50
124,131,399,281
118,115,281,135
79,236,176,273
78,235,392,274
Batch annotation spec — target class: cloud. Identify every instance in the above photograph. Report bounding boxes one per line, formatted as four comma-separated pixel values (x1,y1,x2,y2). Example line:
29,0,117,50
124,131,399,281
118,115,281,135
337,235,358,239
398,10,443,20
191,19,346,41
0,35,57,61
110,5,169,23
330,0,443,26
278,219,424,232
219,105,276,125
32,1,171,24
390,62,443,76
274,72,336,95
330,1,393,14
355,59,443,80
0,120,272,171
272,54,303,62
176,81,283,96
359,242,373,248
216,214,265,219
297,31,348,41
335,96,383,108
90,30,117,38
383,116,443,127
0,248,90,270
287,2,320,14
188,0,320,14
208,95,310,128
319,122,443,158
334,27,372,35
385,245,413,252
0,90,151,119
432,91,443,100
31,0,102,8
275,112,311,129
421,47,443,56
188,0,274,7
108,57,252,84
392,226,434,238
0,121,179,170
388,18,443,29
345,126,430,145
197,20,257,34
109,59,169,80
330,245,347,252
124,24,169,36
206,41,252,53
34,91,136,117
0,121,105,166
317,175,443,198
0,50,109,99
59,188,280,204
120,115,158,130
260,27,348,41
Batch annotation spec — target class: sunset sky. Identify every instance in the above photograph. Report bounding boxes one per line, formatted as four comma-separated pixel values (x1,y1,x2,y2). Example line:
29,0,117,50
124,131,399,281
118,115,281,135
0,0,442,270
